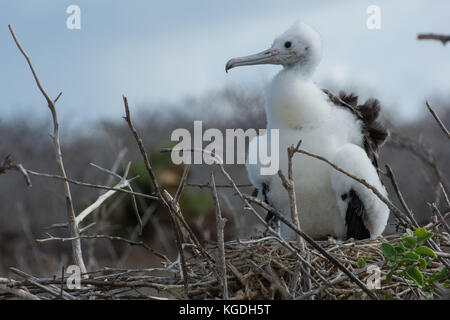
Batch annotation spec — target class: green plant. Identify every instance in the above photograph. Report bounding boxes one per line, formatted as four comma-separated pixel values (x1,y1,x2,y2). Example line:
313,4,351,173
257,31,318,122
381,228,448,293
357,257,369,268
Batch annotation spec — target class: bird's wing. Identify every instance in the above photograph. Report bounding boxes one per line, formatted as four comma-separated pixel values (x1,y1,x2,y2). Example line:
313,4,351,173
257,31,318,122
330,144,389,239
323,89,389,173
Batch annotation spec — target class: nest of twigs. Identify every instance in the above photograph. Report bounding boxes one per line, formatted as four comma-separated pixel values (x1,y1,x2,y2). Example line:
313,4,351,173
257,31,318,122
172,233,448,300
3,230,448,300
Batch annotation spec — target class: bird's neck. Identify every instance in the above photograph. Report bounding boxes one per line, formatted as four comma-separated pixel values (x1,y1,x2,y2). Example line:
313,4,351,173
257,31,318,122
286,60,317,78
265,68,331,130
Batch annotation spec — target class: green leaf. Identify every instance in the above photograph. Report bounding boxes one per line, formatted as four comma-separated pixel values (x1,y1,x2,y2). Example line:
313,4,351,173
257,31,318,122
357,257,368,268
405,228,414,236
404,267,424,288
444,280,449,288
402,236,417,249
404,252,420,261
418,258,427,270
415,246,437,259
428,268,448,283
394,243,405,254
414,227,427,239
386,269,395,283
381,243,397,261
387,260,397,268
417,231,434,245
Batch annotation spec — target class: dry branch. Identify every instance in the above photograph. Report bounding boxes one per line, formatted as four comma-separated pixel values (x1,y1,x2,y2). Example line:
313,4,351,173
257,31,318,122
8,24,86,274
0,281,40,300
35,233,169,263
277,140,310,293
417,33,450,45
210,173,229,299
385,164,418,227
425,101,450,140
295,148,413,228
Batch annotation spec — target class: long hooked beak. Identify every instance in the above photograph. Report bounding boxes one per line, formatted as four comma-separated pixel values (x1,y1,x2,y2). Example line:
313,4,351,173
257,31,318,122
225,48,280,73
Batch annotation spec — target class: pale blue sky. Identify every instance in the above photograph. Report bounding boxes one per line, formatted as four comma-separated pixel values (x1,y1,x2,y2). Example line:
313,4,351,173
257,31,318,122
1,0,449,128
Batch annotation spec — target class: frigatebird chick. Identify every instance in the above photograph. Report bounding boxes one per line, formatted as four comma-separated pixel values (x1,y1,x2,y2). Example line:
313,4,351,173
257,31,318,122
226,21,389,240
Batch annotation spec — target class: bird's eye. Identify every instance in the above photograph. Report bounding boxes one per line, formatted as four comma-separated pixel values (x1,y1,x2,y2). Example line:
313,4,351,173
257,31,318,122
284,41,292,49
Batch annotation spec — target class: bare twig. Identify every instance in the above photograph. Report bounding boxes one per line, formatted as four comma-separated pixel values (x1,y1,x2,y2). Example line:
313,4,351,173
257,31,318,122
8,24,86,274
23,168,157,200
35,233,169,263
75,163,139,226
0,280,40,300
0,155,32,187
122,95,161,195
441,183,450,208
296,260,384,300
122,96,191,295
385,164,419,227
187,182,253,189
210,173,229,299
9,267,75,300
295,148,413,227
174,164,191,204
388,132,449,193
417,33,450,45
278,141,310,293
425,101,450,140
429,203,450,234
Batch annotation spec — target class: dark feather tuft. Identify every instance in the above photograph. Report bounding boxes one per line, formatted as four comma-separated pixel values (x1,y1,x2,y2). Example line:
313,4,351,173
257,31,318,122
338,91,358,107
358,98,381,124
324,89,389,173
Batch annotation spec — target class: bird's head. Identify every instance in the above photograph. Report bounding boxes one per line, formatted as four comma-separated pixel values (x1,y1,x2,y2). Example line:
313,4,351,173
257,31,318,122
226,21,322,75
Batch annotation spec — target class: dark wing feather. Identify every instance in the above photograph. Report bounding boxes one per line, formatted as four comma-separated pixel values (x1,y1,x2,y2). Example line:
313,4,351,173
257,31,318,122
262,182,280,231
322,89,389,172
344,189,371,240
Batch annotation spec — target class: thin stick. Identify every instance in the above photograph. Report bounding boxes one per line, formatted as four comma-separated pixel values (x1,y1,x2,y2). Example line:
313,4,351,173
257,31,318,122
295,148,413,227
187,182,253,189
296,261,384,300
417,33,450,45
0,283,40,300
278,141,310,293
429,203,450,234
75,178,136,225
425,101,450,140
122,95,161,195
0,155,31,187
210,173,229,299
388,133,449,193
385,164,419,228
36,233,169,263
10,267,75,300
24,168,158,200
441,183,450,208
122,96,190,295
8,24,86,274
174,164,191,204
